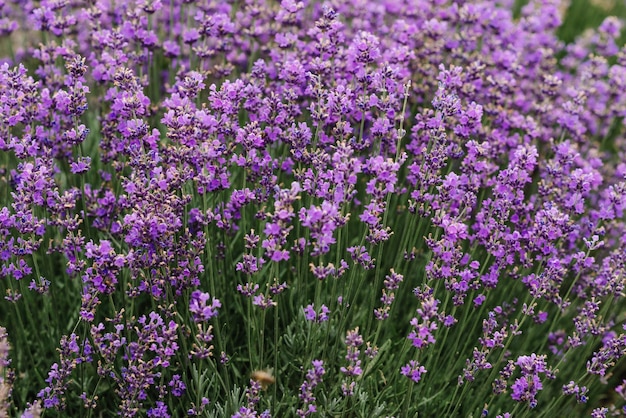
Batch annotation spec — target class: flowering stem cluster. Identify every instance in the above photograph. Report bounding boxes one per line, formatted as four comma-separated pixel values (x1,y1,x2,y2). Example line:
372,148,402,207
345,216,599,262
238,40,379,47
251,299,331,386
1,0,626,417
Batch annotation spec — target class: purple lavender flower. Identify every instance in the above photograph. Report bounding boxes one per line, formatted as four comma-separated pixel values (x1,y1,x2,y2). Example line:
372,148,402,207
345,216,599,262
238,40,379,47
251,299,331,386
21,401,43,418
303,304,330,323
340,328,363,396
563,381,588,404
147,401,170,418
2,0,626,416
0,326,13,414
591,407,608,418
401,360,427,384
189,290,221,322
232,406,257,418
375,269,403,320
507,354,553,408
168,374,186,397
252,293,277,310
297,360,325,417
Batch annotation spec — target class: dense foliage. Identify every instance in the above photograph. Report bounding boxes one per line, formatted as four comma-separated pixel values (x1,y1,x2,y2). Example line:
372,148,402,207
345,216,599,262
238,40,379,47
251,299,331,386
1,0,626,416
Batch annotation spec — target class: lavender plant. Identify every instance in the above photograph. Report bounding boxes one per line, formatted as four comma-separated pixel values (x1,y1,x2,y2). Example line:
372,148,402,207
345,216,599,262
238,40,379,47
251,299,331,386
1,0,626,416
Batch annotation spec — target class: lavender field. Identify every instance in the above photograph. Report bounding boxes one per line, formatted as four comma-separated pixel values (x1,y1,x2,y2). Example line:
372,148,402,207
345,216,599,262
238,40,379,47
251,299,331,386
1,0,626,416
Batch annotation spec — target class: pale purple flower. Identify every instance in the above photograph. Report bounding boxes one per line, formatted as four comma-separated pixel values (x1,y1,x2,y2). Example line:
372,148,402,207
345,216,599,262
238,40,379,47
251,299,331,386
189,290,221,322
401,360,427,383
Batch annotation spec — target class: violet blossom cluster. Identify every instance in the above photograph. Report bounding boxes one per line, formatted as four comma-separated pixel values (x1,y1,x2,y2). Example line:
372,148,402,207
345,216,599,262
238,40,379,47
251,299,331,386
0,327,12,416
0,0,625,416
297,360,325,417
340,327,363,396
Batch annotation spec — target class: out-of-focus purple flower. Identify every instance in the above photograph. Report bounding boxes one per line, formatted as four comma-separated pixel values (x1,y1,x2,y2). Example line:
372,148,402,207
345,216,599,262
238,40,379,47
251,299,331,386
21,401,43,418
232,406,257,418
1,326,13,414
591,407,608,418
252,293,276,310
473,294,486,307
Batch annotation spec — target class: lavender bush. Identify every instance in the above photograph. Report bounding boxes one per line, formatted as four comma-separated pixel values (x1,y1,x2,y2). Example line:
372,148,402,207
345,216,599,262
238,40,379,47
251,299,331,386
1,0,626,416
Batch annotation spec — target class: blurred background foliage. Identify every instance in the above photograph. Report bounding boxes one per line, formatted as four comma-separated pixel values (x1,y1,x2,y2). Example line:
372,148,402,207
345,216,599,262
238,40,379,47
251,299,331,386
515,0,626,44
